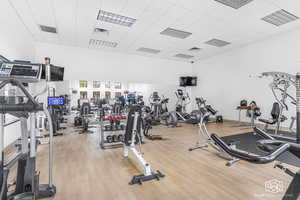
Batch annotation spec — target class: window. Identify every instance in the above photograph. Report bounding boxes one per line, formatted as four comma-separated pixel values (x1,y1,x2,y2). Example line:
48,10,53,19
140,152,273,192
114,82,122,89
115,92,122,98
93,91,100,99
93,81,101,88
105,81,111,89
105,91,111,99
79,80,88,88
80,91,88,99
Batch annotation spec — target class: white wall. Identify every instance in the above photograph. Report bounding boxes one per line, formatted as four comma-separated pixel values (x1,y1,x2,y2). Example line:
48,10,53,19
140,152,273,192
34,43,193,85
34,42,194,112
192,28,300,127
0,0,36,146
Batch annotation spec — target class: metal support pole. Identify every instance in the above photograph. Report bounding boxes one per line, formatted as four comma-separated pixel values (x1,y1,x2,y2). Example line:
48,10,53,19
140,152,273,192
30,113,36,158
296,73,300,144
0,114,4,162
20,117,29,154
43,106,54,186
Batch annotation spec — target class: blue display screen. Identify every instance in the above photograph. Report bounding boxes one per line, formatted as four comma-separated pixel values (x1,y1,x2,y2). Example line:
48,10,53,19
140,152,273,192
48,97,64,106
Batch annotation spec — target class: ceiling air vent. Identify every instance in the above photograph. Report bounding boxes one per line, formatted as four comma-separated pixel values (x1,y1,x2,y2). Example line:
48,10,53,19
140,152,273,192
39,25,57,34
94,28,109,33
97,10,137,27
262,9,299,26
89,39,118,48
137,47,161,54
214,0,253,9
189,47,201,51
160,28,192,39
205,38,231,47
174,54,194,59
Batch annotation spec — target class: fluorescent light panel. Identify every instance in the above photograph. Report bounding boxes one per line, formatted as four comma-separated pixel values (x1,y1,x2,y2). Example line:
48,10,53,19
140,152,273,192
39,25,57,33
97,10,137,27
89,39,118,48
262,9,299,26
137,47,161,54
174,54,194,59
214,0,253,9
205,38,230,47
160,28,192,39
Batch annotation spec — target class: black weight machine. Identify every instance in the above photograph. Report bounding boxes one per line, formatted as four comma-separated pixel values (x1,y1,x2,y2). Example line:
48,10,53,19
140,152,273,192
123,105,165,185
210,72,300,200
258,72,297,141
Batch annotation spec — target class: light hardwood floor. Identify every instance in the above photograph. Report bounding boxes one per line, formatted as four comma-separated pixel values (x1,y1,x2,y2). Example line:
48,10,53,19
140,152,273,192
35,122,294,200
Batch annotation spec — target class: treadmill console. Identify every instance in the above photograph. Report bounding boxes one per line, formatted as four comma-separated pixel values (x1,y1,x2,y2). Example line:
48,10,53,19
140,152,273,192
0,62,41,82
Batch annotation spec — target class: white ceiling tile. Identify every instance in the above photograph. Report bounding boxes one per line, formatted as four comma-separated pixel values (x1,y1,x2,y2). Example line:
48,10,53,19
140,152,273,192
27,0,56,26
9,0,300,62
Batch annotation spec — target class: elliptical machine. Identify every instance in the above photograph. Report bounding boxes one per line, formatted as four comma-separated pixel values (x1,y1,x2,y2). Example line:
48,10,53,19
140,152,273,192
0,61,57,200
148,92,177,127
175,89,191,122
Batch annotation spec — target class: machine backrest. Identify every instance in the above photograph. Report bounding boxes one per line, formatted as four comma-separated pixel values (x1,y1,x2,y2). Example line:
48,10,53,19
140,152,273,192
124,105,142,146
271,102,280,120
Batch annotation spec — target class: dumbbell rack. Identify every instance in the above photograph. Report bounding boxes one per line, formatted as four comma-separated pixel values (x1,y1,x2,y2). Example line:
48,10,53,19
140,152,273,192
99,115,127,149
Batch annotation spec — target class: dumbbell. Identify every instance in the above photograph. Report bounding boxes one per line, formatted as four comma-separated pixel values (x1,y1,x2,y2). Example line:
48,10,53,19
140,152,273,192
118,134,124,142
112,135,119,143
120,124,125,130
106,135,113,143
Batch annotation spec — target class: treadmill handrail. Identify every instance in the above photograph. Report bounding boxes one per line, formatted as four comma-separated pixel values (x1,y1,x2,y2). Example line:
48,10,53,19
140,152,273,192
210,134,290,164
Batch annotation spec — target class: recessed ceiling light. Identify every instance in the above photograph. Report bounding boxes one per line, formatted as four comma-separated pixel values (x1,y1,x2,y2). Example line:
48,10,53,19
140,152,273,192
89,39,118,48
137,47,161,54
174,54,194,59
189,47,201,51
39,25,57,34
262,9,299,26
97,10,137,27
160,28,192,39
205,39,231,47
214,0,253,9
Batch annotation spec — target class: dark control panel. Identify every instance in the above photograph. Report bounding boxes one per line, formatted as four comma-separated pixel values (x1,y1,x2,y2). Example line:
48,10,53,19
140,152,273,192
0,62,41,82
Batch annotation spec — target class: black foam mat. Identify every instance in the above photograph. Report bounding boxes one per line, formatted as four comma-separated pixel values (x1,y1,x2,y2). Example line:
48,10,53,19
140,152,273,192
221,132,300,167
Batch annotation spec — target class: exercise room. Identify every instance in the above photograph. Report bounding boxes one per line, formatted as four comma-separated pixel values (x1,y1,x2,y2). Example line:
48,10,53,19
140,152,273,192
1,0,300,199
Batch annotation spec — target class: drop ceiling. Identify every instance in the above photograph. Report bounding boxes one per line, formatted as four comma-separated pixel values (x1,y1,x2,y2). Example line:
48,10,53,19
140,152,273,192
8,0,300,62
